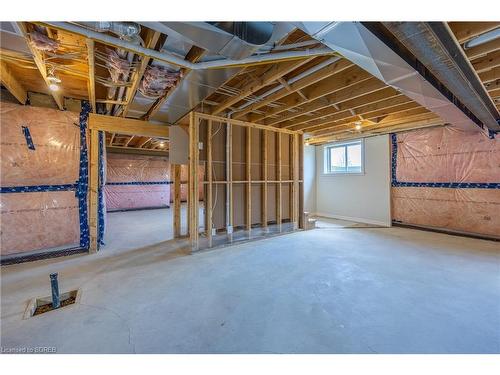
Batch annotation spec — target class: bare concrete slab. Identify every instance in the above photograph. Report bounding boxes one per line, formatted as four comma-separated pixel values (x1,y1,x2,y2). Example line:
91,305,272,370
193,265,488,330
1,216,499,353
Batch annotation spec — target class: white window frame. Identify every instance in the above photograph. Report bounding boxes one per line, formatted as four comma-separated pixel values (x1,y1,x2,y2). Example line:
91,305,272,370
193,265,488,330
322,139,365,176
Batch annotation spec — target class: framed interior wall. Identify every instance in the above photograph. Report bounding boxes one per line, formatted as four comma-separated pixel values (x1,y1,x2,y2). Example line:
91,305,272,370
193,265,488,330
189,112,305,250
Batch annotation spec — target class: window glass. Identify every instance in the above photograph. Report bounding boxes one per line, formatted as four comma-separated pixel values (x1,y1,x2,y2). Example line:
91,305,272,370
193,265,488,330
324,140,363,174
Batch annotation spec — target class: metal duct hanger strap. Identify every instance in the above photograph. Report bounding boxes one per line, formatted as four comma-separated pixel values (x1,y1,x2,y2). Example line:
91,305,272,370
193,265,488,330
21,125,35,150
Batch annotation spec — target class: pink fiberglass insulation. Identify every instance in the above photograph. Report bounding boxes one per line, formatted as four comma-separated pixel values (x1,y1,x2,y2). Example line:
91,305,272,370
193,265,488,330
105,184,171,211
392,187,499,237
1,102,80,185
177,164,204,202
105,153,171,211
1,191,80,255
392,126,500,238
0,103,81,255
105,154,205,210
395,126,500,183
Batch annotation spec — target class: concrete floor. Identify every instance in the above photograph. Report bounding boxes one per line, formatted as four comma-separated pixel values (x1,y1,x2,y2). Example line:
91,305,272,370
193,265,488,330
104,204,199,252
1,212,499,353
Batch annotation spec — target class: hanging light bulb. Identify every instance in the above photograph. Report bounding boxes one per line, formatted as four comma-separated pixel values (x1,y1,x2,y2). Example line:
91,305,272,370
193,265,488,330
47,67,61,91
47,74,61,84
354,121,362,131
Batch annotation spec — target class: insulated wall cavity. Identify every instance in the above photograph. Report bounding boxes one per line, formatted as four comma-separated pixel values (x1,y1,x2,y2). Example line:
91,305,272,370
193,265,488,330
105,153,171,211
0,103,81,256
391,126,500,238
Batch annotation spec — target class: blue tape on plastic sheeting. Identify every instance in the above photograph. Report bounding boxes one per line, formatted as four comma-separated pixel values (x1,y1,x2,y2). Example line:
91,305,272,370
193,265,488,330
391,133,500,189
21,126,35,150
106,181,174,186
0,184,77,193
77,101,91,249
98,131,105,246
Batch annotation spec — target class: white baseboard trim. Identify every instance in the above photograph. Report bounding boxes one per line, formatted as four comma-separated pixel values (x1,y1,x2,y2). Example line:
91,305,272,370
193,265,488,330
314,212,391,227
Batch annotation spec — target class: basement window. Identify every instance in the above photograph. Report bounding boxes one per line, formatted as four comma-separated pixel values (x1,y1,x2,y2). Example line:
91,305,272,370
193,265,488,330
324,140,364,175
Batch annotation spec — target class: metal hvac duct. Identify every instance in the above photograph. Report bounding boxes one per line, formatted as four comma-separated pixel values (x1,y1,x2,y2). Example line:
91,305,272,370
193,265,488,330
141,22,276,60
75,22,142,42
298,22,498,136
380,22,499,134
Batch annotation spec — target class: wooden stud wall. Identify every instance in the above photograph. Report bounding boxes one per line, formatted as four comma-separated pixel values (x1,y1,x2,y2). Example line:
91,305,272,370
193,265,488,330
191,112,304,249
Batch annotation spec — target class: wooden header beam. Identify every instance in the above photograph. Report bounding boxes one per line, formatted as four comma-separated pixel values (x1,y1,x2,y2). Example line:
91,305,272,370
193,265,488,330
88,113,169,138
194,112,302,135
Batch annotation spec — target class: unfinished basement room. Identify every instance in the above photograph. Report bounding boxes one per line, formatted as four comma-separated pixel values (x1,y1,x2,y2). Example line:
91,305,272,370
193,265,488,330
1,3,500,369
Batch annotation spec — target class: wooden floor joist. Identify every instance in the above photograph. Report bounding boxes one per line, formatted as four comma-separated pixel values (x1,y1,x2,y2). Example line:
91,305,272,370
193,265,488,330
0,60,27,104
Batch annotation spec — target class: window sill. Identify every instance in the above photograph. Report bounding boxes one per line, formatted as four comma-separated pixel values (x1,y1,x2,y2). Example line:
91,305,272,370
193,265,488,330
321,172,365,177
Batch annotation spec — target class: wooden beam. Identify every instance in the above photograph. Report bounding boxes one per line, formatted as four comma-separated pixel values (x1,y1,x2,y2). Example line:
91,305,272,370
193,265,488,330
0,60,27,104
17,22,64,110
124,135,135,147
234,59,353,120
449,22,500,44
465,38,500,61
246,126,252,231
89,113,169,138
106,145,168,157
206,120,213,246
309,109,435,142
472,50,500,73
194,112,301,135
298,133,305,229
290,94,413,132
248,65,373,123
261,130,268,228
478,66,500,84
276,132,282,231
228,121,233,234
188,112,199,249
211,58,314,115
121,30,162,117
292,133,300,229
85,39,96,113
137,137,152,148
267,86,398,127
309,102,422,135
309,115,444,144
173,164,181,238
89,128,99,252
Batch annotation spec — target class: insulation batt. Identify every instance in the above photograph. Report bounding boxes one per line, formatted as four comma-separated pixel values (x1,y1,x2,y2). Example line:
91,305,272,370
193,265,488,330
0,103,81,255
392,126,500,238
29,31,60,52
104,154,204,211
106,49,131,82
105,153,171,211
138,65,182,98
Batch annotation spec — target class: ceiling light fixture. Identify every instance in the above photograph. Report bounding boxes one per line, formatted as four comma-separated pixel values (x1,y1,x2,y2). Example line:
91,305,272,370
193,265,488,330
47,74,61,84
354,121,362,131
49,83,59,91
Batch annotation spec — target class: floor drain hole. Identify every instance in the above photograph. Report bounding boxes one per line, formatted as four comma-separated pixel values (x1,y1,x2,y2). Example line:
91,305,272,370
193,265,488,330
24,289,80,319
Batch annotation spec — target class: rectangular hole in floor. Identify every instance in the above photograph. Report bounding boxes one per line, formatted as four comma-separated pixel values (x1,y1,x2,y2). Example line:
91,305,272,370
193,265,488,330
24,289,81,319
